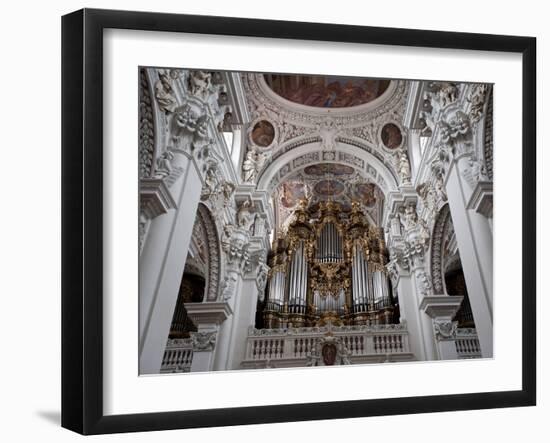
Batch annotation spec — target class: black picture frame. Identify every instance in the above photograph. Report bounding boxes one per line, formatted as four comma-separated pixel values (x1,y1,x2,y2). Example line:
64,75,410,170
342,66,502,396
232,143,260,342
61,8,536,435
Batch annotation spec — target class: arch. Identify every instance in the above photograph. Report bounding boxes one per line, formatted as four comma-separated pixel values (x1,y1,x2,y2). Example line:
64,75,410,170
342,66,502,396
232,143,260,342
195,203,221,302
256,140,400,195
430,204,451,294
139,68,157,178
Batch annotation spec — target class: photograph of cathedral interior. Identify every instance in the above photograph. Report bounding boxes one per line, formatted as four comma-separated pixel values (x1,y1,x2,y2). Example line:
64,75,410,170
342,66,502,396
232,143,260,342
138,68,493,375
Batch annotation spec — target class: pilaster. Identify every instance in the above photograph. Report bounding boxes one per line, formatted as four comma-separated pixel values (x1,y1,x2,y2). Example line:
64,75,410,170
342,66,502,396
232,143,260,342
420,295,463,360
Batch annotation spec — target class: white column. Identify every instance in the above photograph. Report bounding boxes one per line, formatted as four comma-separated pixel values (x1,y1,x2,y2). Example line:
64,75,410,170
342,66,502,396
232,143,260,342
390,265,427,361
446,157,493,358
191,350,214,372
219,275,248,370
420,295,463,361
139,158,202,374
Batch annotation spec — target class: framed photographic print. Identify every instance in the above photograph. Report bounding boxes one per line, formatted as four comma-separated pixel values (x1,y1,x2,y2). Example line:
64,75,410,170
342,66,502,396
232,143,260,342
61,8,536,435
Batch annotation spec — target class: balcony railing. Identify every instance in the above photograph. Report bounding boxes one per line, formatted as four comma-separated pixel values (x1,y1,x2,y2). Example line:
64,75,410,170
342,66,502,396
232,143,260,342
160,338,193,373
242,323,414,368
455,328,482,359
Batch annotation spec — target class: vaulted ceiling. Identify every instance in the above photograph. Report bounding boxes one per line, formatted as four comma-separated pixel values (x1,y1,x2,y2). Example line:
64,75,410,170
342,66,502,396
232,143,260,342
241,72,410,233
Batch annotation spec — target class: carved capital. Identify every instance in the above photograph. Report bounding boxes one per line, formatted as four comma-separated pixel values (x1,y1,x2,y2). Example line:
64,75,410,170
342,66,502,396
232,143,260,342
414,269,433,296
169,99,209,153
221,224,251,274
433,320,458,341
438,109,473,157
190,331,217,352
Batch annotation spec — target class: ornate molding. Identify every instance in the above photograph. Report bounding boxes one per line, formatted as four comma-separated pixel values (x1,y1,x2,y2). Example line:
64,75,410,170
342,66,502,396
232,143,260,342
139,178,177,218
419,295,464,319
461,156,489,189
248,322,407,337
256,262,270,302
154,68,183,114
169,98,210,154
438,109,472,157
185,301,233,326
242,146,271,184
466,181,493,218
306,336,352,366
430,204,451,294
467,83,490,124
221,223,251,284
139,69,156,178
433,319,458,341
195,204,221,302
415,270,433,296
190,331,217,352
243,74,409,184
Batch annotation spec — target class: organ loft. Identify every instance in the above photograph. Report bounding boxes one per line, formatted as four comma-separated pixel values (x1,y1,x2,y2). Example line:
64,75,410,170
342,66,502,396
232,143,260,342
264,200,397,329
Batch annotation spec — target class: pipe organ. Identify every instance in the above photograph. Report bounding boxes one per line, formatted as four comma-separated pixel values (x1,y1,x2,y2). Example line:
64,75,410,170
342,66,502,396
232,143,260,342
263,200,396,328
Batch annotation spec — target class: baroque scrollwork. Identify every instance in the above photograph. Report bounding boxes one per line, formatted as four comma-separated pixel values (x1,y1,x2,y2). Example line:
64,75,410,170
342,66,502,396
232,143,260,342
461,155,489,188
139,69,155,178
194,204,221,302
468,84,489,123
170,100,210,153
242,146,270,183
430,204,451,294
433,320,458,341
190,331,217,351
424,81,459,114
221,223,251,274
438,110,471,156
154,69,182,114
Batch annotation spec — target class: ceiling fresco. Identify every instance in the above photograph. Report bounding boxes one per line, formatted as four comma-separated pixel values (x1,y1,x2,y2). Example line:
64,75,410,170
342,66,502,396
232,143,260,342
264,74,391,109
280,181,307,208
313,179,346,197
273,162,385,231
303,163,355,176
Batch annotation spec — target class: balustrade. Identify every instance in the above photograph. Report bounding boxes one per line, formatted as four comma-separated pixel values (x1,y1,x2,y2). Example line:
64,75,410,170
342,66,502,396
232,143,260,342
160,338,194,373
455,329,482,358
243,324,412,365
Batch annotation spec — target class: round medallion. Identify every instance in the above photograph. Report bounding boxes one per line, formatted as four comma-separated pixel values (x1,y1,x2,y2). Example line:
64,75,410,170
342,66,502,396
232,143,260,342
251,120,275,147
380,123,403,149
